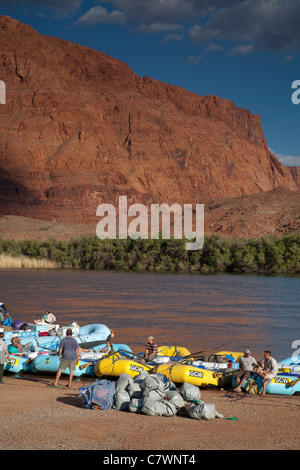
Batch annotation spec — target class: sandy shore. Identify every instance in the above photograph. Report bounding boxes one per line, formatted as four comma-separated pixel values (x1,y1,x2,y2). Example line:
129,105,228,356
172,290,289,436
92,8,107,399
0,373,299,452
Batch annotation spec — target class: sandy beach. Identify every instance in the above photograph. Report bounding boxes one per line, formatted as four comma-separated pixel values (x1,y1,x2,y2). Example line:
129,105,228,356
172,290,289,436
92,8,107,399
0,373,299,452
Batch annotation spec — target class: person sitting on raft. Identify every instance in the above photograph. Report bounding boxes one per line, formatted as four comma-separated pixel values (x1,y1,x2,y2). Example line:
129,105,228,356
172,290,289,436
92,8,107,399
101,341,113,354
34,311,56,325
9,334,36,354
144,336,158,362
256,350,279,396
234,349,258,393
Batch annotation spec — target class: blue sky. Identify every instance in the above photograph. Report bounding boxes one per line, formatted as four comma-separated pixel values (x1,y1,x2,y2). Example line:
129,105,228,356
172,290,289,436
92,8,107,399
0,0,299,166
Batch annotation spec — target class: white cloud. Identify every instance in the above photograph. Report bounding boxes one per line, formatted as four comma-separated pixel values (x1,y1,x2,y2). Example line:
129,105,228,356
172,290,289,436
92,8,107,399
230,44,256,55
284,55,294,62
189,0,300,54
270,149,300,167
76,5,124,25
137,22,184,34
161,33,184,43
204,43,224,53
74,0,300,56
0,0,82,17
187,55,204,64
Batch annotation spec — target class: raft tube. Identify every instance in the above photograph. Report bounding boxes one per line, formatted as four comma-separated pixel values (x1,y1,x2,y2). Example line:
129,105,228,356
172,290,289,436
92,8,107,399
232,372,300,396
192,360,240,370
278,355,300,366
134,345,191,364
155,362,236,388
30,343,132,377
94,351,155,378
157,345,191,358
4,353,35,374
5,324,111,349
215,350,244,362
30,354,94,377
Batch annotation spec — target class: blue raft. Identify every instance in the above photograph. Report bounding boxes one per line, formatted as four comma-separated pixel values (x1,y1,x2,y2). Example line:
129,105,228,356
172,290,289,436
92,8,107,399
232,371,300,396
4,354,33,374
4,323,111,351
29,343,132,377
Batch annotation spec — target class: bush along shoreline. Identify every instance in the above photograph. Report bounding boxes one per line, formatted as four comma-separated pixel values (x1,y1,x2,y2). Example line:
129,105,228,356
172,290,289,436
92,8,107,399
0,233,299,274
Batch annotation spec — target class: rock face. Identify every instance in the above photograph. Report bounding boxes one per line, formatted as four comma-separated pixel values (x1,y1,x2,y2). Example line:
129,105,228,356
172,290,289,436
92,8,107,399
0,15,299,238
289,167,300,192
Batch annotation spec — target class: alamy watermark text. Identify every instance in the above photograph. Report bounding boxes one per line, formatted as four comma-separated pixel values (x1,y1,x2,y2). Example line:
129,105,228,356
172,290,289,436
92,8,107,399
96,196,204,251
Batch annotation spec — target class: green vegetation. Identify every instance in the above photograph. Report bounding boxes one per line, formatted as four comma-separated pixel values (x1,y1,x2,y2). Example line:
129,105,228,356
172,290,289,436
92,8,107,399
0,233,299,274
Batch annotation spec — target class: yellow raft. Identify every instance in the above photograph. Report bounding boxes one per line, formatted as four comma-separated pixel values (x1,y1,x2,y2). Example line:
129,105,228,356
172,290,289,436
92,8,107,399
94,345,191,379
94,352,154,378
155,362,222,388
155,350,243,388
94,348,242,386
216,351,244,361
157,345,191,358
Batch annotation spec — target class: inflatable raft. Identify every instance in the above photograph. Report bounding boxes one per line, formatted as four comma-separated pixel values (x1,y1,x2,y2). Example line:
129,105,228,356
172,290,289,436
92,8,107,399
278,355,300,374
155,361,237,388
94,344,193,379
94,351,155,378
5,324,111,351
215,350,244,362
4,353,34,374
93,346,241,386
30,354,94,377
232,371,300,396
157,345,191,358
153,349,242,388
30,343,132,377
3,323,111,345
191,360,239,370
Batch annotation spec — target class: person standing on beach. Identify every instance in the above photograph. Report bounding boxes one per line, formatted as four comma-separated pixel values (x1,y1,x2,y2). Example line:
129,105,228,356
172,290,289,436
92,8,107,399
53,328,79,388
0,332,10,383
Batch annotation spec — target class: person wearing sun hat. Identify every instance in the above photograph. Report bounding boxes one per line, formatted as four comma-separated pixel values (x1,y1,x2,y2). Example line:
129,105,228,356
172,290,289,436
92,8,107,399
144,335,158,361
234,348,258,392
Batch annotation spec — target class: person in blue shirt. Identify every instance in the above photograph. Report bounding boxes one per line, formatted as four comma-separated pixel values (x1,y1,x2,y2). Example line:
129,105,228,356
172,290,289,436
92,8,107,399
53,328,79,388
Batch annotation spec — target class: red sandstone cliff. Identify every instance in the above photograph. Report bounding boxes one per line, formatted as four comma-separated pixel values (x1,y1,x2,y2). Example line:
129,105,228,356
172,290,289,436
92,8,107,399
288,167,300,192
0,15,299,237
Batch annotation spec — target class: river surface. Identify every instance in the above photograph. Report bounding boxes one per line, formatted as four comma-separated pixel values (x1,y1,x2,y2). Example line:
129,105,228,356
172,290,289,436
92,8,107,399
0,269,299,362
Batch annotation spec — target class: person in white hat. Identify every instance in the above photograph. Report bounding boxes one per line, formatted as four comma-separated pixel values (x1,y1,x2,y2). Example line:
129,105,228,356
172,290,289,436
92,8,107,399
10,334,36,354
234,349,258,392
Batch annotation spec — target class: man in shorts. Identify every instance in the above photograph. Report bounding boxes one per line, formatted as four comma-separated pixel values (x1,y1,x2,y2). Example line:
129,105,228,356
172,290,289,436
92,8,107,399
234,349,258,392
53,328,79,387
256,350,279,396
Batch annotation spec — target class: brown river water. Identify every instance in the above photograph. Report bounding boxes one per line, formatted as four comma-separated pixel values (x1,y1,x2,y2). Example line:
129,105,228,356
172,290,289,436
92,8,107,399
0,269,299,362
